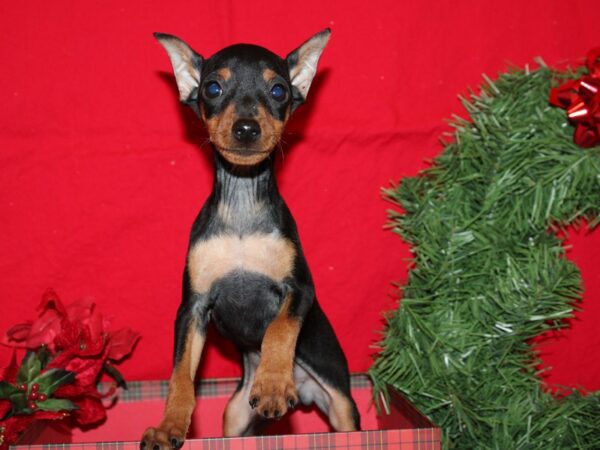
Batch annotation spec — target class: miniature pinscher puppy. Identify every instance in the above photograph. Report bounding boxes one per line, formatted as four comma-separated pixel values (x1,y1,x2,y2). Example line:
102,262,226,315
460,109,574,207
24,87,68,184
141,29,360,449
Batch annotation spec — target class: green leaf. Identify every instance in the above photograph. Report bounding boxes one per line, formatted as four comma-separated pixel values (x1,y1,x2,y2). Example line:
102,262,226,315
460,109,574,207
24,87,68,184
16,351,42,384
9,391,28,415
36,398,78,412
31,369,75,396
0,381,18,399
36,346,51,369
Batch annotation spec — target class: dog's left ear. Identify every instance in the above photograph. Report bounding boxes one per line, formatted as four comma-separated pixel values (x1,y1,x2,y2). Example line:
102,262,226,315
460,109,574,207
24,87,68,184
154,32,204,114
286,29,331,111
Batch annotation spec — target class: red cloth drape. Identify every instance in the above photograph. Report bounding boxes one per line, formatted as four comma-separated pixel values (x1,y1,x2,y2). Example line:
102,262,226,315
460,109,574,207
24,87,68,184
1,0,598,391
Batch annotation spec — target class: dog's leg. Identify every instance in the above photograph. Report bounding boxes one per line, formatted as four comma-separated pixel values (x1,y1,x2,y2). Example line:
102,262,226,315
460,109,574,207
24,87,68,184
295,301,360,431
293,359,359,432
223,352,260,437
249,292,301,419
142,287,209,450
318,380,359,431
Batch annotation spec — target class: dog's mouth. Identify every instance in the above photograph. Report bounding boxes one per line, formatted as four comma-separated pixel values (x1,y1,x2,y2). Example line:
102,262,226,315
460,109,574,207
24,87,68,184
219,147,271,155
215,145,274,166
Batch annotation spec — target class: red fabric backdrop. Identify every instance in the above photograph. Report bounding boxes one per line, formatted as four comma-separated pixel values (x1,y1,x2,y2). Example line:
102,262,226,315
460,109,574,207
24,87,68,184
1,0,598,391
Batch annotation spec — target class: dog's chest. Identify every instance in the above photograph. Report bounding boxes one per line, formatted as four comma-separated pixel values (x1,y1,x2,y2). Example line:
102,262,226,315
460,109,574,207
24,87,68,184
187,232,296,294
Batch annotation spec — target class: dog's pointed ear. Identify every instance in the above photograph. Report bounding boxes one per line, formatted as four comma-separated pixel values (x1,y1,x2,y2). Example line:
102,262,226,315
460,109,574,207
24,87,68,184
154,32,203,109
286,29,331,111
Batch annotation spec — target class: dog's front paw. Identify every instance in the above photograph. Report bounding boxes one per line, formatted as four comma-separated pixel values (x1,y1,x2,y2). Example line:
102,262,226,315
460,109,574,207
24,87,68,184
249,372,298,419
141,423,185,450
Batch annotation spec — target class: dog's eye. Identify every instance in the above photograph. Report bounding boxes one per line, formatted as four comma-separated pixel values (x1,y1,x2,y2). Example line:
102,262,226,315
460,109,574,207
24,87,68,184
270,84,287,102
204,81,223,99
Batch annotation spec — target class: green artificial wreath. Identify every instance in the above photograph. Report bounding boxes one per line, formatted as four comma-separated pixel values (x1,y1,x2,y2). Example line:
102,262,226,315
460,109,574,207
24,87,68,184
369,62,600,449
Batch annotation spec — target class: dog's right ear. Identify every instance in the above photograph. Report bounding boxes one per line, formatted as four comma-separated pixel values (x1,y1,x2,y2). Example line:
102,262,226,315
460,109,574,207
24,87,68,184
154,33,203,111
286,29,331,112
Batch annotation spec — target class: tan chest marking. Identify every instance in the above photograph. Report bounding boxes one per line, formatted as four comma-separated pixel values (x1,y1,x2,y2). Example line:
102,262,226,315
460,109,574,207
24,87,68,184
187,233,296,294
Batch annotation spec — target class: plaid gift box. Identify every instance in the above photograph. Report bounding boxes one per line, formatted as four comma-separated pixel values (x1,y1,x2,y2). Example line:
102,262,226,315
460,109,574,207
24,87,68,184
15,375,440,450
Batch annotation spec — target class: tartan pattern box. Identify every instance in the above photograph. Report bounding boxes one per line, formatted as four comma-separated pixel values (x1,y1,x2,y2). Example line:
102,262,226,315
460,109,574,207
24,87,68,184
15,375,440,450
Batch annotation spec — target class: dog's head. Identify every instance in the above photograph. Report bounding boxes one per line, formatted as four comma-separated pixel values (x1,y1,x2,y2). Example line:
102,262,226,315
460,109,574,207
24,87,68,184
155,30,330,166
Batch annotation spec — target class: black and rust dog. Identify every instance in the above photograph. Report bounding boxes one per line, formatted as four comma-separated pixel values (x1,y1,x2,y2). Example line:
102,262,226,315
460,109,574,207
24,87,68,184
141,29,359,449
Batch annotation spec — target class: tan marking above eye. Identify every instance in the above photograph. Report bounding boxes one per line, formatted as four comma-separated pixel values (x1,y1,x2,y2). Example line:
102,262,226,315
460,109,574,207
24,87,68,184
262,68,278,82
187,232,296,294
217,67,232,81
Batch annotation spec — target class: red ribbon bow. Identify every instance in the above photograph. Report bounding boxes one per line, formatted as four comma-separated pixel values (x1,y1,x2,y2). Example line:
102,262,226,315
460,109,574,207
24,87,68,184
549,47,600,148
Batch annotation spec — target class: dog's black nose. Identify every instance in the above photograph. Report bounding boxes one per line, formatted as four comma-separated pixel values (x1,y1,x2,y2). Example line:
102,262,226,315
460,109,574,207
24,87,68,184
232,119,261,144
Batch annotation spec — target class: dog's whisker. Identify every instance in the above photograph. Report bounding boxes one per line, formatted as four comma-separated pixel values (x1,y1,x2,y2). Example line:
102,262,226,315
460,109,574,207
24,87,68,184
276,141,286,163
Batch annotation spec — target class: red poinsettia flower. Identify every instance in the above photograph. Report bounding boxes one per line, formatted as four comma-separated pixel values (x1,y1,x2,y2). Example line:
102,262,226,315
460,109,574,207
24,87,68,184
0,352,18,384
54,306,107,358
0,400,11,422
3,323,33,344
1,290,140,446
3,292,65,351
2,290,140,364
0,353,17,424
0,410,68,450
47,345,117,426
108,328,141,362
